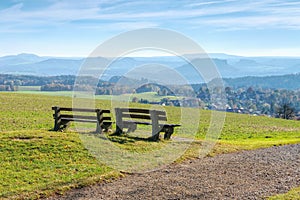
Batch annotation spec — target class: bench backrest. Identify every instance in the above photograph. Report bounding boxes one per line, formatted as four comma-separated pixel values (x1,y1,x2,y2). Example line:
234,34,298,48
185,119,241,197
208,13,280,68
115,108,167,123
52,106,111,123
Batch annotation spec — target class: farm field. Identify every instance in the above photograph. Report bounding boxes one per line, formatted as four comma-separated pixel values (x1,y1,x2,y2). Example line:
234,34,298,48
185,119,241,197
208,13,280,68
0,92,300,199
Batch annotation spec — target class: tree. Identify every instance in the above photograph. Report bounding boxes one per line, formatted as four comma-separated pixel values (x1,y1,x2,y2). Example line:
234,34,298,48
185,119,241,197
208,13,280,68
132,97,139,103
277,103,295,119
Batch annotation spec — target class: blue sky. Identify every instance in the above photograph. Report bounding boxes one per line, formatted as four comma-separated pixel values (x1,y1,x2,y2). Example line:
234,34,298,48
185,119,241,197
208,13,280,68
0,0,300,57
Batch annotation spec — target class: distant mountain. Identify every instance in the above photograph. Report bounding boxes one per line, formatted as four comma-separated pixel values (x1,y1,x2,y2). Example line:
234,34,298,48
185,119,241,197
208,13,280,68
223,73,300,90
0,54,83,75
209,53,243,60
1,53,300,80
0,53,46,66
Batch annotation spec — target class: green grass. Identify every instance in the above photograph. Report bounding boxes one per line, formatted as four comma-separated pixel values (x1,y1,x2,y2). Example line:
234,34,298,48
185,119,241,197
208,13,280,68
0,92,300,199
0,130,118,199
13,91,180,101
14,90,74,97
269,186,300,200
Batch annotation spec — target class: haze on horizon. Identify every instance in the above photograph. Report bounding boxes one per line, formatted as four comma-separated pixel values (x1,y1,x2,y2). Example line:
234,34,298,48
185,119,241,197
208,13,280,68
1,0,300,57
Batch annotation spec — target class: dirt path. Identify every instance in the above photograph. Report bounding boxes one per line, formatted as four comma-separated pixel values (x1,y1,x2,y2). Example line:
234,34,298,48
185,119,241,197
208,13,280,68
47,144,300,199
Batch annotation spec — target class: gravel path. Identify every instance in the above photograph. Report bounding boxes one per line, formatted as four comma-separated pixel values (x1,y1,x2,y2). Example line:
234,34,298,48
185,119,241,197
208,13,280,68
47,144,300,199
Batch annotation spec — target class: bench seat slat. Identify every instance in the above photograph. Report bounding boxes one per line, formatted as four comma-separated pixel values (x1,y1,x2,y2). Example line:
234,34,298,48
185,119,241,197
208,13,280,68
123,120,152,125
61,118,97,123
59,114,112,121
161,124,181,127
99,117,112,123
60,114,97,120
123,120,181,127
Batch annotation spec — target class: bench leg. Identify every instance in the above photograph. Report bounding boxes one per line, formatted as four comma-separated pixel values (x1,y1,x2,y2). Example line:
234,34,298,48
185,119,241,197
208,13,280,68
149,133,160,141
112,125,124,136
96,122,102,134
54,121,60,131
61,121,71,131
127,123,137,133
164,126,174,140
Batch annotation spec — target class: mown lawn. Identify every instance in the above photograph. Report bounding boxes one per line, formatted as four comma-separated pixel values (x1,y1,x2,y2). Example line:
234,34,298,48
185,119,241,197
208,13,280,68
0,92,299,199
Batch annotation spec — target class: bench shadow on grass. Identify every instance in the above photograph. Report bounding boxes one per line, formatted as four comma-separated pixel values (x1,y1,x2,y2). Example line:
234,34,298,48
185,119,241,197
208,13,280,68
79,131,157,145
108,134,158,144
56,128,194,147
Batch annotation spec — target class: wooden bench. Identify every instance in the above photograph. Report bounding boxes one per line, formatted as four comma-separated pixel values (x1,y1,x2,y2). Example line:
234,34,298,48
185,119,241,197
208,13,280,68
114,108,181,141
52,106,112,133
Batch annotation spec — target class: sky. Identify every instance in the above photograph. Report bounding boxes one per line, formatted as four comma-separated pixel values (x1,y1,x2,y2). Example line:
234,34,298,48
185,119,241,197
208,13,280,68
0,0,300,57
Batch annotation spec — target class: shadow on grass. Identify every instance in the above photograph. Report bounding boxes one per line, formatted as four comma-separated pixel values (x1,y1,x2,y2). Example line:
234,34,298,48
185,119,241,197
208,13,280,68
78,131,158,144
109,135,159,144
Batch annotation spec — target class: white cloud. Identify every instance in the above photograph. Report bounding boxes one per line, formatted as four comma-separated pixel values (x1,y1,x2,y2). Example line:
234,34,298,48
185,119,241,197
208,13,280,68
193,15,300,30
1,0,300,32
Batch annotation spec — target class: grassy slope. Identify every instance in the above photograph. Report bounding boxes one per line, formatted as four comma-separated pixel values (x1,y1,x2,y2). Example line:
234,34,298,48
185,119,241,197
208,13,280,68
0,92,299,199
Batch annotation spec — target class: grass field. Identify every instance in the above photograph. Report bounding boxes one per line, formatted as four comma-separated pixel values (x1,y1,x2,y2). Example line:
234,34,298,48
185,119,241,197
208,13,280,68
0,92,299,199
13,91,180,101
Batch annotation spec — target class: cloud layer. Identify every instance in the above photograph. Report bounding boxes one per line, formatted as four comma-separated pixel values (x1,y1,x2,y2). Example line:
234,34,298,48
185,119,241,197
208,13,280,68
1,0,300,32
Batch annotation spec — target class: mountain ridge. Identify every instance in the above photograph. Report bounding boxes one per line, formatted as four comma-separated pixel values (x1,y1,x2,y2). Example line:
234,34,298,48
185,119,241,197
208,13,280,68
0,53,300,80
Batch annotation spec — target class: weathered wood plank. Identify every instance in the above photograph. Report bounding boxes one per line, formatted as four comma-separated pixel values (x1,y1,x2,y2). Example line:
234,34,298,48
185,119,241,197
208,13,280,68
60,114,97,120
121,113,151,120
61,118,97,123
123,120,152,125
119,108,166,116
52,106,110,113
121,113,167,121
119,108,150,114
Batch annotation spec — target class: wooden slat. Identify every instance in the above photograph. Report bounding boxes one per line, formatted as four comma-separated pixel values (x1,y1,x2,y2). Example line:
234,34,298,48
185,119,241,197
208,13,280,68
52,107,110,113
121,113,167,121
160,124,181,127
100,110,111,114
60,115,111,121
121,113,151,120
119,108,166,115
61,118,97,123
119,108,151,114
157,116,167,121
99,117,112,123
154,110,166,116
123,120,152,125
60,114,97,120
